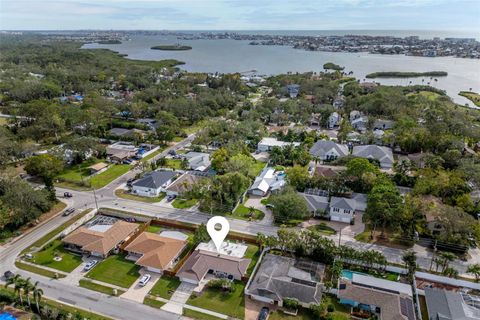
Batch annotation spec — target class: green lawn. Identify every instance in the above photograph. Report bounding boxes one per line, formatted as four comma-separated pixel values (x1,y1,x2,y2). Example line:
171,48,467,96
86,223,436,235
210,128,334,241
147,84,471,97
90,164,131,189
141,149,163,163
15,261,66,279
143,296,166,309
149,275,181,299
115,189,166,203
172,198,197,209
251,161,267,176
146,225,163,233
183,309,223,320
269,310,314,320
32,239,83,272
79,279,125,296
187,281,245,319
230,203,264,221
86,254,141,288
308,223,337,235
56,160,103,182
244,244,261,276
20,203,82,254
164,159,183,169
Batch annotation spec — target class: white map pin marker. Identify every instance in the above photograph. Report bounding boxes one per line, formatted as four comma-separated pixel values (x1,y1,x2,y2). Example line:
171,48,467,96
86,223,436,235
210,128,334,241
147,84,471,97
206,216,230,253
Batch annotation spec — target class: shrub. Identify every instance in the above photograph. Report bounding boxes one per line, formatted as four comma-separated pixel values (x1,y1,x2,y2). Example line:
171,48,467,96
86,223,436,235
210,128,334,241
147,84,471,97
283,298,299,310
206,278,233,292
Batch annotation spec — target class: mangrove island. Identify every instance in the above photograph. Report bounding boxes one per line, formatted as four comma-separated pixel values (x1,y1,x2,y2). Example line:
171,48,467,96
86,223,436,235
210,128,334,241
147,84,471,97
366,71,448,78
151,44,192,51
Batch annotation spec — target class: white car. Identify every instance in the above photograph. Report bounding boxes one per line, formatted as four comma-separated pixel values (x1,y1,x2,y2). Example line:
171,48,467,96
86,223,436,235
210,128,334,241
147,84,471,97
84,260,98,271
139,274,151,286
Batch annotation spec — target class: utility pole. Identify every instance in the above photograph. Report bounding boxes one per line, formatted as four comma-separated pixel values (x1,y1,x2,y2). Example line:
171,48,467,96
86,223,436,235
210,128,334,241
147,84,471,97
92,187,99,211
338,228,342,247
429,239,437,271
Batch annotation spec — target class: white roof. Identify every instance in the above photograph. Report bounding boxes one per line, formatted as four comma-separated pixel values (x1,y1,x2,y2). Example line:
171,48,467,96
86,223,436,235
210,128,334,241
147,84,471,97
159,230,189,241
196,240,248,258
258,137,300,148
352,273,412,296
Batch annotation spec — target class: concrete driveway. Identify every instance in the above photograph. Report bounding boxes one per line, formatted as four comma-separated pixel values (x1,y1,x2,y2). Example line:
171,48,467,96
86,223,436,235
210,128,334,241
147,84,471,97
121,269,160,303
245,196,274,226
61,256,101,285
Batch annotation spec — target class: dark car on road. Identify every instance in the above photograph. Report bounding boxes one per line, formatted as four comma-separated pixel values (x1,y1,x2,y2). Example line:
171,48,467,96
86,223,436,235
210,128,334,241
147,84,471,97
64,192,73,198
258,307,269,320
4,271,14,280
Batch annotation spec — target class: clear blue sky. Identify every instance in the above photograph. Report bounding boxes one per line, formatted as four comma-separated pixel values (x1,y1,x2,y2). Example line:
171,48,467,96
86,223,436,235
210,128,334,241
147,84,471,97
1,0,479,31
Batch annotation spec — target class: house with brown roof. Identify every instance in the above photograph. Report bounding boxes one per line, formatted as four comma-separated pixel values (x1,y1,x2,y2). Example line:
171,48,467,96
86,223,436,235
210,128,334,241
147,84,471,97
124,232,187,273
166,172,208,196
88,162,109,175
176,242,251,285
337,272,415,320
62,217,139,258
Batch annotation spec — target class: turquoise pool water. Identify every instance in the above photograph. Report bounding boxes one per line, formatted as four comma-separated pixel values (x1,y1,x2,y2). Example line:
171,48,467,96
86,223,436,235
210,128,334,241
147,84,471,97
0,313,17,320
341,270,354,280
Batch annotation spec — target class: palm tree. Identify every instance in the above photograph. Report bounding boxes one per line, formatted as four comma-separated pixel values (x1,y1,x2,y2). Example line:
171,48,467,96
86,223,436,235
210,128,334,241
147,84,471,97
32,281,43,312
23,277,33,308
438,252,456,272
14,277,25,305
467,263,480,282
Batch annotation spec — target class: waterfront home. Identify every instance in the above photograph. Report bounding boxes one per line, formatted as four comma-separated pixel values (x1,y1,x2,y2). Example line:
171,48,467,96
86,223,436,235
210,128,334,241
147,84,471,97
424,287,480,320
176,241,250,285
309,140,349,161
249,167,286,196
246,253,324,307
63,216,139,258
338,272,415,320
352,145,394,169
131,170,177,197
328,112,341,129
257,137,300,152
124,231,187,273
182,152,211,172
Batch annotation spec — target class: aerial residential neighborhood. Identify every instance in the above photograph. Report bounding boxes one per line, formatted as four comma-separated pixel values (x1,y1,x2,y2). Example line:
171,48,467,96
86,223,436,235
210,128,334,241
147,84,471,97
1,2,480,320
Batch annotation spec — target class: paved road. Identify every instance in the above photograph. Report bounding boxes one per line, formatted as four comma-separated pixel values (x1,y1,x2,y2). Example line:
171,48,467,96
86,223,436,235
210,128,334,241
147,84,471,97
1,132,478,319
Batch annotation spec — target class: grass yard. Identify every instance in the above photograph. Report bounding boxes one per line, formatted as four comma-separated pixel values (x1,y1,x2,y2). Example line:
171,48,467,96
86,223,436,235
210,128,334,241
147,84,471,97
183,309,223,320
79,279,125,296
308,223,337,235
141,149,163,163
15,261,66,279
22,209,92,254
244,244,261,276
230,203,264,221
172,198,197,209
145,225,163,233
149,275,181,299
251,161,267,176
56,160,102,182
269,310,315,320
115,189,166,203
32,239,83,272
86,254,141,288
143,296,166,309
164,159,183,169
90,164,131,189
354,227,413,249
187,281,245,319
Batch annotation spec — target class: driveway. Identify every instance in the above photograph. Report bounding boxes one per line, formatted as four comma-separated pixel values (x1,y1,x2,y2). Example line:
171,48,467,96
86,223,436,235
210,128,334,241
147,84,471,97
161,282,196,314
61,256,101,286
245,298,276,320
245,196,274,226
121,269,160,303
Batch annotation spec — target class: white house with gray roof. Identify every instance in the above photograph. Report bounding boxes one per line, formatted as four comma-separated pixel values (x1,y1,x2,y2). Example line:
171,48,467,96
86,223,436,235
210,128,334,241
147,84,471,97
182,152,211,172
132,171,177,197
246,253,324,308
328,112,341,129
309,140,349,161
249,167,285,196
352,145,394,169
329,197,356,223
299,193,330,217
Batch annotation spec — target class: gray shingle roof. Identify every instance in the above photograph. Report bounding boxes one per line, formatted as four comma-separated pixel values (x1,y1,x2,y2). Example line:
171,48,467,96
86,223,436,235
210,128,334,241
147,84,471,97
309,140,349,159
425,288,480,320
300,193,329,212
248,254,324,305
352,145,394,166
132,171,176,189
330,197,356,211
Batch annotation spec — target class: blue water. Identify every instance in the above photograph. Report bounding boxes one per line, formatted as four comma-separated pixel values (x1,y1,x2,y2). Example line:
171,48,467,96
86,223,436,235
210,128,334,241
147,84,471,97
341,270,354,280
0,313,17,320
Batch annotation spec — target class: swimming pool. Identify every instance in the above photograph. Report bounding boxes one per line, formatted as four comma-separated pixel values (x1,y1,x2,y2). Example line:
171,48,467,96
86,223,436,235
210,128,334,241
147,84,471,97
341,269,369,280
0,312,17,320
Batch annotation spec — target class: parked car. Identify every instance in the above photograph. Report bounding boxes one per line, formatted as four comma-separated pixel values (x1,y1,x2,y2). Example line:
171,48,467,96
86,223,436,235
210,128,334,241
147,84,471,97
123,159,133,164
124,217,136,223
133,155,142,160
139,274,151,286
168,150,176,156
265,204,274,209
63,208,75,216
3,271,14,280
258,307,269,320
167,194,176,202
83,260,98,271
64,192,73,198
126,179,134,187
24,253,33,260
